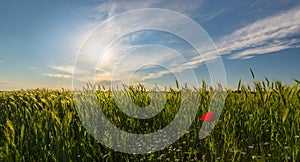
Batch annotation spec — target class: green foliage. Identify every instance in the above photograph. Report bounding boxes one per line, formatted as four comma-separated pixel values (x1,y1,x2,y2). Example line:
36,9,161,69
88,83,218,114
0,79,299,161
128,84,151,108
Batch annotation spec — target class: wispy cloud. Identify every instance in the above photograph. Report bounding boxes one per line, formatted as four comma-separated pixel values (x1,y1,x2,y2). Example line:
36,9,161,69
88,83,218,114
216,6,300,59
94,44,179,83
75,4,221,86
141,50,218,81
91,0,158,19
44,73,72,79
75,2,300,88
74,0,209,85
196,7,228,22
50,65,74,74
90,0,202,20
133,6,300,81
83,0,204,36
44,65,75,79
0,60,3,63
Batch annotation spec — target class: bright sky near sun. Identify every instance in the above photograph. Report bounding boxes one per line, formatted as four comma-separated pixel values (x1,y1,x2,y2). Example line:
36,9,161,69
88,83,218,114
0,0,300,90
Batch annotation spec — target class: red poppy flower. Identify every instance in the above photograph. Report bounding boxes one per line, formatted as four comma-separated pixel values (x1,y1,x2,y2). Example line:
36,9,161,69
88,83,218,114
200,111,214,122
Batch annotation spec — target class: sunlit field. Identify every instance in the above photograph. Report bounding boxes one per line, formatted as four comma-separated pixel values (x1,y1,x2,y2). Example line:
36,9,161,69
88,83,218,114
0,79,299,161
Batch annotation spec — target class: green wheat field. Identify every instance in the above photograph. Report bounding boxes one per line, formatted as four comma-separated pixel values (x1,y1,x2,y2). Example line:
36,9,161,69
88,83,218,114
0,77,299,161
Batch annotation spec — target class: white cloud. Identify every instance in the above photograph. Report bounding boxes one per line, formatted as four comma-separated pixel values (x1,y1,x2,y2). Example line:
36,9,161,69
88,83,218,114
79,0,224,86
94,71,113,82
90,0,202,20
44,73,72,79
141,50,218,81
196,7,228,22
216,6,300,59
229,44,290,59
94,44,180,83
92,0,158,19
75,5,220,86
44,65,75,79
50,65,74,74
74,2,300,88
139,6,300,80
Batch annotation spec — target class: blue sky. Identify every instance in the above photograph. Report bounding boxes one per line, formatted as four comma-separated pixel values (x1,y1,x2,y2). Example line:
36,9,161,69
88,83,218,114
0,0,299,90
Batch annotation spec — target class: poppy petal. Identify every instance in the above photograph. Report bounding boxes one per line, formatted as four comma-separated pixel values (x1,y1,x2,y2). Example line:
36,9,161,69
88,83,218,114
200,111,214,122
